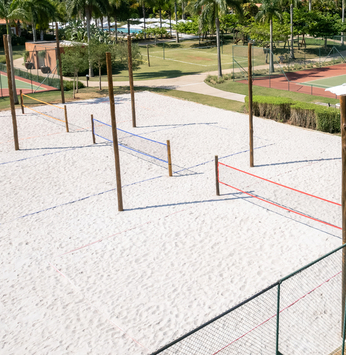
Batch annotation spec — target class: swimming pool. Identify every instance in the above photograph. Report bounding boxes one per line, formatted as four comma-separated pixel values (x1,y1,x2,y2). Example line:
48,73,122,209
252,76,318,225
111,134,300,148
109,28,142,34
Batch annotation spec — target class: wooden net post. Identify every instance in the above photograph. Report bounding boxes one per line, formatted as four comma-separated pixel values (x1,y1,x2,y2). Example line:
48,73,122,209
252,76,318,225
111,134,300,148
248,42,254,167
91,114,96,144
20,90,24,114
64,105,69,132
127,35,136,128
106,51,123,212
341,95,346,331
4,34,19,150
215,155,220,196
167,140,172,177
56,22,65,104
147,45,150,67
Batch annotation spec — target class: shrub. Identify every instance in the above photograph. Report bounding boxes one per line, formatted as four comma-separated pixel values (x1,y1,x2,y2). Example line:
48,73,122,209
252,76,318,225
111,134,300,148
245,95,292,122
245,96,340,133
63,80,84,91
290,102,340,133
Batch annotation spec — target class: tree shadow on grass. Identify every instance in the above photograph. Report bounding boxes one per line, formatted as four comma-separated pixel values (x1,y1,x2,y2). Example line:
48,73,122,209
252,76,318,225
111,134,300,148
133,70,200,80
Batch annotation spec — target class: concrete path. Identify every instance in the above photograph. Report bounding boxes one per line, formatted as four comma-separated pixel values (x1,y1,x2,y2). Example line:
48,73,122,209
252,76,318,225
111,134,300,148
13,41,345,105
13,56,246,103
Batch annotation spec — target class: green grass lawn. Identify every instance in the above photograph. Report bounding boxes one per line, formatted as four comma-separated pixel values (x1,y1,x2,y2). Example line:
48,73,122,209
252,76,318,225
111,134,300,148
0,45,25,64
205,80,339,105
90,40,242,82
0,86,244,113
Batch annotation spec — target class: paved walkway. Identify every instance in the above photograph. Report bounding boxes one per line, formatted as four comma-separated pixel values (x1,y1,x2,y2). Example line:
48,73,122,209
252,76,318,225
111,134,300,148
13,40,346,105
13,57,246,103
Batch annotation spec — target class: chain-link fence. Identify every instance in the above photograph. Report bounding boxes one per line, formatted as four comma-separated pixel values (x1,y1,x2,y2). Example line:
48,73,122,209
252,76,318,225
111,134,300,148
231,43,344,98
0,47,61,97
151,244,346,355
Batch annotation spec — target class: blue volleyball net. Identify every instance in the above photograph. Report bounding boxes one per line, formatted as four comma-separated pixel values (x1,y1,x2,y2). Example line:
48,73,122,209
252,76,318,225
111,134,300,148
92,118,172,173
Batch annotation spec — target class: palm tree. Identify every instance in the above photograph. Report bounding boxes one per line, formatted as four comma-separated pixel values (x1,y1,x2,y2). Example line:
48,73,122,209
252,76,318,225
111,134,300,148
0,0,27,35
152,0,167,34
175,0,179,42
22,0,56,42
67,0,108,76
193,0,243,78
256,0,282,73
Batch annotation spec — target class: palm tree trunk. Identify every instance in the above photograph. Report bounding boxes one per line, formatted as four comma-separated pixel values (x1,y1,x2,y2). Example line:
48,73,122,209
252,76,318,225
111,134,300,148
127,19,130,35
115,14,118,42
142,2,146,39
99,65,102,90
159,8,162,38
290,4,294,59
175,1,179,43
73,73,75,99
216,17,222,78
5,19,10,36
170,12,172,37
101,18,104,31
269,18,274,73
309,0,311,11
342,0,344,46
107,15,111,32
32,21,37,42
182,1,185,20
86,7,93,77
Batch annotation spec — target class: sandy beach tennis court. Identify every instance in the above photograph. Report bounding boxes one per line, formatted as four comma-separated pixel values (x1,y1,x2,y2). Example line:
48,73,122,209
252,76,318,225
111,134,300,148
0,92,342,354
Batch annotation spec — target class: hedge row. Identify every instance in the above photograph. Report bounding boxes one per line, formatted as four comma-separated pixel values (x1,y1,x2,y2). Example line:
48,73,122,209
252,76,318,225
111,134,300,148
245,96,340,133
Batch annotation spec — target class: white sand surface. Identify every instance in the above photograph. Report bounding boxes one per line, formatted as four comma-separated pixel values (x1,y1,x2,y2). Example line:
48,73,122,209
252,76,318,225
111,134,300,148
0,92,343,354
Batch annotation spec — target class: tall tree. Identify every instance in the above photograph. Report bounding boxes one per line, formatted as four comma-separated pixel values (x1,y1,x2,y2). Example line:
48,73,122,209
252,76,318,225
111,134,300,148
193,0,243,78
67,0,108,75
89,39,109,89
23,0,56,42
0,0,27,35
256,0,282,73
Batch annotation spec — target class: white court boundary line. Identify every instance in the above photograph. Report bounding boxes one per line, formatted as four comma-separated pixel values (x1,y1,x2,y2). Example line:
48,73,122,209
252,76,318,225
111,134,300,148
149,55,234,67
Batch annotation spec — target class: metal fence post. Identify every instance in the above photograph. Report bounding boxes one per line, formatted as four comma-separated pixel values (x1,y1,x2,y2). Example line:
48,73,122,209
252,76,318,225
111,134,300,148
276,282,281,355
232,45,235,81
342,293,346,355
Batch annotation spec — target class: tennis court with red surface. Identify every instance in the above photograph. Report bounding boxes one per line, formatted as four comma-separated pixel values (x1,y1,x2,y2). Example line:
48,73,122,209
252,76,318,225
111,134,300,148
0,71,57,97
239,63,346,98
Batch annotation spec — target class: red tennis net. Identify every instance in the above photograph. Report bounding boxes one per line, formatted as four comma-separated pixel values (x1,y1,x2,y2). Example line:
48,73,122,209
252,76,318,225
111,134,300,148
218,162,341,230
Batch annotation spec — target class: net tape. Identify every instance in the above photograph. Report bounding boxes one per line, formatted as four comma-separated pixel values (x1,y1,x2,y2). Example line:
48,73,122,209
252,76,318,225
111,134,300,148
22,94,66,123
93,118,168,163
218,162,341,230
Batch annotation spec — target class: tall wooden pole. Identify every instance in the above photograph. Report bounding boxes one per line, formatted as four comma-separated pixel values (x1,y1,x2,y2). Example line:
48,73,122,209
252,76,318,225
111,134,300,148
55,22,65,104
341,95,346,329
106,52,123,212
127,35,136,128
7,35,18,104
91,114,96,144
64,105,69,132
215,155,220,196
248,42,254,167
4,35,19,150
20,89,24,114
167,140,172,177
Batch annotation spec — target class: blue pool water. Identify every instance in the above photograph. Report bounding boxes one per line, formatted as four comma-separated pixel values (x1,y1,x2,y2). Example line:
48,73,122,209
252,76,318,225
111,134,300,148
108,28,142,34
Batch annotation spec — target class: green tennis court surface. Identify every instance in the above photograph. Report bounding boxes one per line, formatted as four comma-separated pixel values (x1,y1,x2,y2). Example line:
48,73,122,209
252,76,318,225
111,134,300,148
0,73,45,90
300,74,346,88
